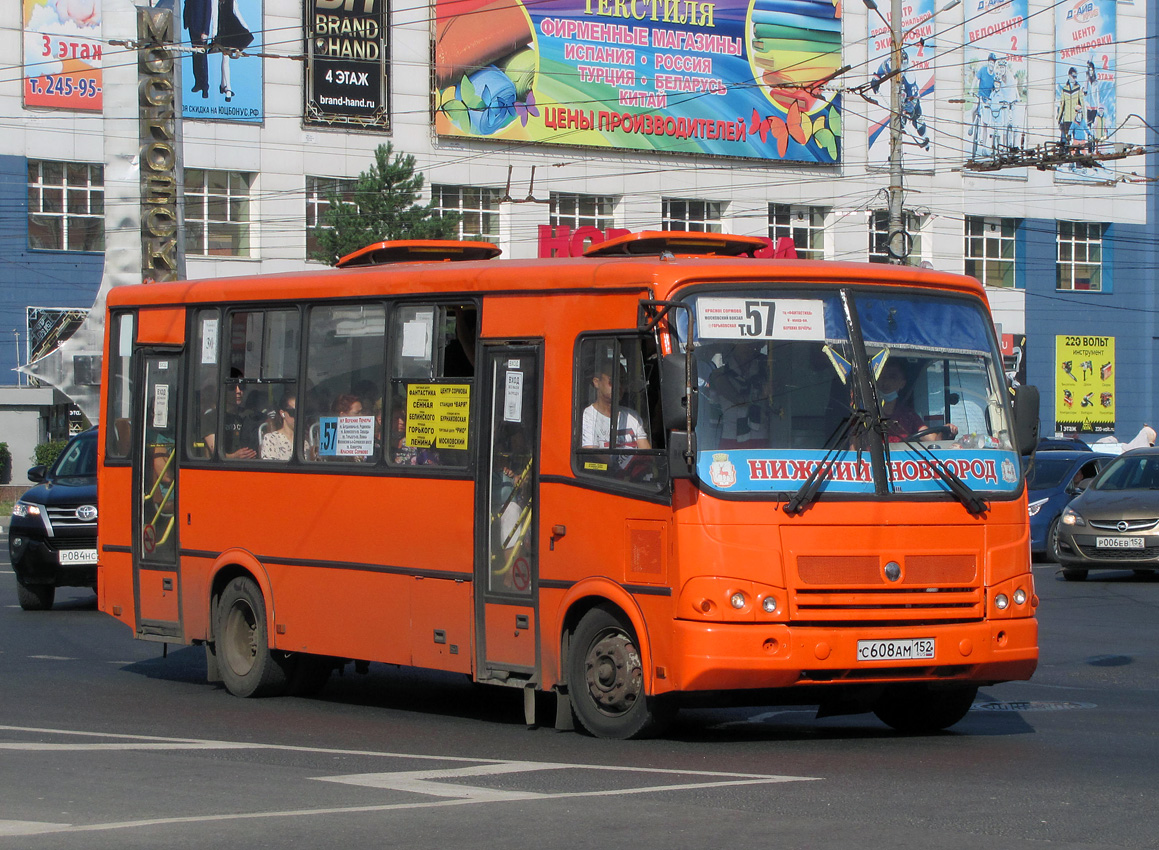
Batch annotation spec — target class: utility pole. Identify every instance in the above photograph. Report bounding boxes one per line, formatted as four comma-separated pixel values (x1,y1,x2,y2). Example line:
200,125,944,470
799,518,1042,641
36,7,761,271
886,0,906,264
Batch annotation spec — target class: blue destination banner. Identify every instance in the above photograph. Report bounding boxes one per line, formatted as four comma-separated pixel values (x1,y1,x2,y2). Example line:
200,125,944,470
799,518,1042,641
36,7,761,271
699,448,1023,494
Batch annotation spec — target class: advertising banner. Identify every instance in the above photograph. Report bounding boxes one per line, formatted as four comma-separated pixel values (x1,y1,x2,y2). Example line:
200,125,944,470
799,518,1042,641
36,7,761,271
433,0,843,163
1055,334,1114,434
865,0,935,168
1054,0,1116,182
305,0,389,130
180,0,263,122
23,0,103,111
963,0,1028,167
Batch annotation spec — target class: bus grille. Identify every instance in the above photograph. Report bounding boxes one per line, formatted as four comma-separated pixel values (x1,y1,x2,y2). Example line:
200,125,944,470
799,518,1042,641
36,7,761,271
792,554,983,623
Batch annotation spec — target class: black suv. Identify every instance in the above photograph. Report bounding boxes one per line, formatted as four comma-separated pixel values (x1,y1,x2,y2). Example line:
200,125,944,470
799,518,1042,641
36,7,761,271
8,429,98,610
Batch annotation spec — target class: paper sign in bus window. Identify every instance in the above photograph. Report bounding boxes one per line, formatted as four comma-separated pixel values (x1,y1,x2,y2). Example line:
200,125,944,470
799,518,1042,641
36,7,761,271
317,415,375,457
406,383,471,449
697,297,826,340
401,312,433,358
201,318,218,364
504,372,524,422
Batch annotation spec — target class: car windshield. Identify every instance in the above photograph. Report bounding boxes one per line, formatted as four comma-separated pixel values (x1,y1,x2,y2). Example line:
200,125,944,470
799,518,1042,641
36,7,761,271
679,288,1021,498
52,435,96,478
1027,457,1081,489
1091,455,1159,491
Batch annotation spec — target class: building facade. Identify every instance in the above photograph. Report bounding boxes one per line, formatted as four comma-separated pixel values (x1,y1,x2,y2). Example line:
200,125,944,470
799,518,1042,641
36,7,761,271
1,0,1156,442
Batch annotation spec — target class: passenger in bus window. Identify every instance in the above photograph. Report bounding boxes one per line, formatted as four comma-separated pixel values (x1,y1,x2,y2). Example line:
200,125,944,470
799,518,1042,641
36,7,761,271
203,370,258,460
582,359,651,455
260,393,297,461
707,344,770,449
877,359,958,443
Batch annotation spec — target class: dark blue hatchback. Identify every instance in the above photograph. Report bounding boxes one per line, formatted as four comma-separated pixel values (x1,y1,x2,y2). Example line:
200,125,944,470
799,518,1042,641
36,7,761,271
8,429,98,610
1027,450,1110,561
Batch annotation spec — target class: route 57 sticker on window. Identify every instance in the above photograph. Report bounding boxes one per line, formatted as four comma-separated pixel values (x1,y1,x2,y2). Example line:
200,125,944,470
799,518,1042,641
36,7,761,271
696,298,826,340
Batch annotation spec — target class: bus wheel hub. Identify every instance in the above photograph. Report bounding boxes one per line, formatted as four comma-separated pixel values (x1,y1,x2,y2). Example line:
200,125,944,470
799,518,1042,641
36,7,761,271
584,632,642,715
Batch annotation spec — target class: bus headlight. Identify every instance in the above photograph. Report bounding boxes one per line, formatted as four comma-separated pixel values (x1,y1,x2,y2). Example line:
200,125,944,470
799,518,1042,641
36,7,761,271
762,597,777,614
1013,588,1027,605
730,592,746,609
995,594,1009,610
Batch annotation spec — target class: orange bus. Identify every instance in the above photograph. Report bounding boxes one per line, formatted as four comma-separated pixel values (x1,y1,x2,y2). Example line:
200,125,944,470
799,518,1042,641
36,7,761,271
97,232,1040,739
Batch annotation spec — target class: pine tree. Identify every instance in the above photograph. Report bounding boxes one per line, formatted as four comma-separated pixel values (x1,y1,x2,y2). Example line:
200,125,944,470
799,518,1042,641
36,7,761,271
310,143,460,265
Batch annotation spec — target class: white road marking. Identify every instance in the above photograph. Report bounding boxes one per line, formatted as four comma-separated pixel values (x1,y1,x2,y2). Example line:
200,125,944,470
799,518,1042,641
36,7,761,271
27,655,75,661
0,725,820,836
0,821,71,837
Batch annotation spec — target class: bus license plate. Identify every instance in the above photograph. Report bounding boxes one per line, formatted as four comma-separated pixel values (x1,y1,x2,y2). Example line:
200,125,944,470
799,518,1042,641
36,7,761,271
1095,536,1144,550
857,638,935,662
59,549,98,565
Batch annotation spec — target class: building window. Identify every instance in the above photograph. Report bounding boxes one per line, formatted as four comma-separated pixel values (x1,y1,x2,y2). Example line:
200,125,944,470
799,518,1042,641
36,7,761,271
964,216,1017,288
430,185,501,241
306,176,358,259
662,198,723,233
185,169,253,257
550,193,616,230
1057,221,1103,291
769,204,827,260
869,210,923,264
27,160,104,252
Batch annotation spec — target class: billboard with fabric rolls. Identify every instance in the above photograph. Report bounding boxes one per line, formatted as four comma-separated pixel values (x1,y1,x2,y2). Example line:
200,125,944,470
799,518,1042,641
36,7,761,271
433,0,844,162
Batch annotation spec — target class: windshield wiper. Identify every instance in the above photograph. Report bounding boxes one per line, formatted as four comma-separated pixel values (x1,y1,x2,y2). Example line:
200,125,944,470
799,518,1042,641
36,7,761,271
784,409,872,515
891,435,989,515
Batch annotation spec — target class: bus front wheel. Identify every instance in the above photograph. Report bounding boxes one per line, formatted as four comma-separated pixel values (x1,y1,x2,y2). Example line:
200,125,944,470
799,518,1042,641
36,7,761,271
568,606,657,739
215,577,289,698
872,684,978,734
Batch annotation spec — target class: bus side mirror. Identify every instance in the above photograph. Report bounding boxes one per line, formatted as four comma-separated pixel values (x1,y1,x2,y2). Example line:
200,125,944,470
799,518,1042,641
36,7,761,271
1012,384,1040,456
660,353,698,432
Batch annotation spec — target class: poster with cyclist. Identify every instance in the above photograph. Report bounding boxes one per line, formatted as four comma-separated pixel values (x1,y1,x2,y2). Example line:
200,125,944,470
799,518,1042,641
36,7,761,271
866,0,936,169
1054,0,1116,183
963,0,1028,169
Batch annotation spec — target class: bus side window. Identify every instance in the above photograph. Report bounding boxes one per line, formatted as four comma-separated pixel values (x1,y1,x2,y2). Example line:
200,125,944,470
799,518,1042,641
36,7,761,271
302,303,384,464
573,335,663,488
387,303,475,468
105,311,135,461
187,309,218,460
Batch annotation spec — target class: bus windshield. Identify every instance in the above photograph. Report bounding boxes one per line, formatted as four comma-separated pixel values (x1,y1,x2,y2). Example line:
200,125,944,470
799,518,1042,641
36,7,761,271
686,288,1020,498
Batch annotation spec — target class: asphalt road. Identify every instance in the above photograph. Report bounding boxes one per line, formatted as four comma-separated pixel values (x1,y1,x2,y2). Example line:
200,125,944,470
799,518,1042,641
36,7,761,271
2,529,1156,849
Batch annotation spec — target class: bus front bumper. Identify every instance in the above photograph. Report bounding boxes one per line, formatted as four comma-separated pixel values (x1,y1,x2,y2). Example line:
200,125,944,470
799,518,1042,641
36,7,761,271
668,617,1038,693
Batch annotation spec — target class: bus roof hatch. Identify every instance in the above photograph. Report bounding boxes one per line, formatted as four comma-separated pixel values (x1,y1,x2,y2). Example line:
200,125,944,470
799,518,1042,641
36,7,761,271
583,231,768,258
336,240,502,268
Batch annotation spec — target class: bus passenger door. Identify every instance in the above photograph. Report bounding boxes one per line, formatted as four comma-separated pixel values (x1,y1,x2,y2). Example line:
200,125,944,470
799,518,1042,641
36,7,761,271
132,352,183,640
476,345,540,682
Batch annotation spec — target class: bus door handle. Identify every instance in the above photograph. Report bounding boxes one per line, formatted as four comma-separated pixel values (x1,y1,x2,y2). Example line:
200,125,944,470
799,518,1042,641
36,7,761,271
550,525,566,551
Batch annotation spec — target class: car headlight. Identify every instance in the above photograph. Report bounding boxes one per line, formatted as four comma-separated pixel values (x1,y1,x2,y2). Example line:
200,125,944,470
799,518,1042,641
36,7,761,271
1061,506,1086,526
1028,498,1047,517
12,501,42,518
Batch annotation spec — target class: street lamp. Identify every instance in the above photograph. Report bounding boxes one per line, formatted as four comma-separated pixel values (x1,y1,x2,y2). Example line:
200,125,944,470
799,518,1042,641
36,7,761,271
863,0,960,263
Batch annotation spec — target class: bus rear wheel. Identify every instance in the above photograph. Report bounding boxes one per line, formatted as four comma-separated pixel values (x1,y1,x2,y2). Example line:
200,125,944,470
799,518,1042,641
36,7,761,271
215,577,289,698
872,684,978,734
568,606,657,739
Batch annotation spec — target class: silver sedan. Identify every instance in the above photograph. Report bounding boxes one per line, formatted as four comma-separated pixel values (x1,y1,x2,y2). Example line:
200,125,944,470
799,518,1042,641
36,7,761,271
1054,447,1159,581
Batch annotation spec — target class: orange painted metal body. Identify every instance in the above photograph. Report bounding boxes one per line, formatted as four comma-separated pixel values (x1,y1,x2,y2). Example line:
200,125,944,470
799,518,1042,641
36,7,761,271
97,252,1037,704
